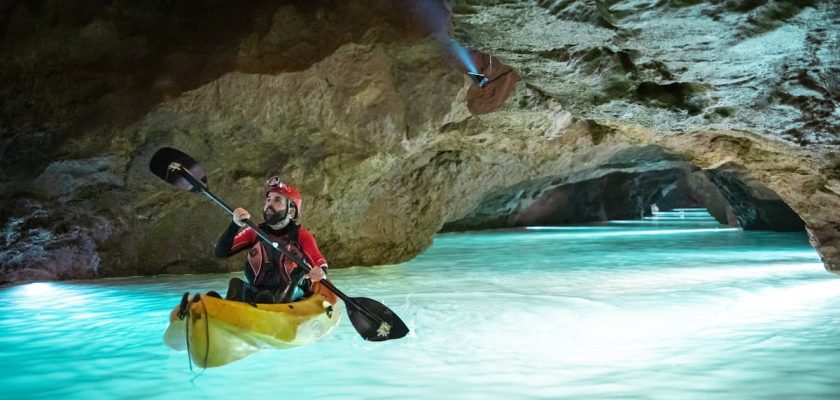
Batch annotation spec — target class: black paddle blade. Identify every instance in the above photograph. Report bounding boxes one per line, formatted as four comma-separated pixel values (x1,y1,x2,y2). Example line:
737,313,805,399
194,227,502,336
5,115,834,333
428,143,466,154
149,147,208,192
346,297,409,341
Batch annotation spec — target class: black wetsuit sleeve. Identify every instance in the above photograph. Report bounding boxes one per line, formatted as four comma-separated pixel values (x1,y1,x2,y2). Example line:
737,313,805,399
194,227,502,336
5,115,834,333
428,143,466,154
214,222,244,259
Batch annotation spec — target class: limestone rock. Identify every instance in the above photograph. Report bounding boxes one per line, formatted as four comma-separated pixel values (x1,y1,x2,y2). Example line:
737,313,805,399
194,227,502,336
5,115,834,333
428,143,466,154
451,0,839,145
2,0,840,284
0,199,102,284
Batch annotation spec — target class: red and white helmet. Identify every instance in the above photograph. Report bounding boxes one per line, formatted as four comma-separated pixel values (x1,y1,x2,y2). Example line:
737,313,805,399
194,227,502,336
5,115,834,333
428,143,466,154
265,176,302,217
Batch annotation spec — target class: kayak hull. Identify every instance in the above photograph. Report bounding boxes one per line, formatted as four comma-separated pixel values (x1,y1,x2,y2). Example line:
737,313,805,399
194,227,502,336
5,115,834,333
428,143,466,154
163,282,340,368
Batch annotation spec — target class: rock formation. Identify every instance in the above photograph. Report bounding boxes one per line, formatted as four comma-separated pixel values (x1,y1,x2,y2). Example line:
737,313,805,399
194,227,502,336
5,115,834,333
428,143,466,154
448,0,838,270
1,0,838,283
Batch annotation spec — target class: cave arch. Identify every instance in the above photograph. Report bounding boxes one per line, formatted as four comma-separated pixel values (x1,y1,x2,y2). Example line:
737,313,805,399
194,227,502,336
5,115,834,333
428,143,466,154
441,148,804,233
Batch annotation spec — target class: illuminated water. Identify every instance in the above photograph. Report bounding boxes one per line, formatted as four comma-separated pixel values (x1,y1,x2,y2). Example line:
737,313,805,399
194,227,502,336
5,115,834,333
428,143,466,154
2,211,839,399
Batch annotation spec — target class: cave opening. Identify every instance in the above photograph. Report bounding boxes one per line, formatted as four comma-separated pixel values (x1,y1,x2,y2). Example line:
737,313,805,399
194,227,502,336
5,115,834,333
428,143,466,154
442,160,805,234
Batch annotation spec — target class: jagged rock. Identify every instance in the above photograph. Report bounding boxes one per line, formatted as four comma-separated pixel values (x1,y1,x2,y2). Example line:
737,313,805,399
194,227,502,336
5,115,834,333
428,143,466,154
449,0,839,268
451,0,840,145
705,164,805,231
538,0,619,30
0,200,101,284
621,127,840,270
0,157,130,283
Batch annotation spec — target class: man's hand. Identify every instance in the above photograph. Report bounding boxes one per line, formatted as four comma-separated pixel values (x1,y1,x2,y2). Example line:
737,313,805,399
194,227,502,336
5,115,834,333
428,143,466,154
233,207,251,227
306,265,327,282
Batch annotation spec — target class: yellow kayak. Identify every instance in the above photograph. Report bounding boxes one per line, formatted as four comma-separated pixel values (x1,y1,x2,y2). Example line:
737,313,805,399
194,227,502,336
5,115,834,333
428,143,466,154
163,282,341,368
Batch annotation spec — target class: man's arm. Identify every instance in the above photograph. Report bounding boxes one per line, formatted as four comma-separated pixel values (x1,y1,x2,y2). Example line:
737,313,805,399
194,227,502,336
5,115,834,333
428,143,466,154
214,222,255,258
298,227,328,274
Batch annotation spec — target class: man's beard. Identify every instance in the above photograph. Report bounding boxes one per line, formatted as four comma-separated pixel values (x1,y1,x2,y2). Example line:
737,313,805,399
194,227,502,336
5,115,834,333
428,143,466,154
264,206,288,225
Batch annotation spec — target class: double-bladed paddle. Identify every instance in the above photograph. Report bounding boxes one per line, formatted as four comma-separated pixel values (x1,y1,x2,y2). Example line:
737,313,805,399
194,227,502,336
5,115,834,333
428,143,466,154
149,147,409,341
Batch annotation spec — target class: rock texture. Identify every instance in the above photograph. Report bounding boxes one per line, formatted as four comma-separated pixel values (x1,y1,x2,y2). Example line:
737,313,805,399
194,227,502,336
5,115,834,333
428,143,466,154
1,0,839,283
452,0,839,144
705,164,805,231
448,0,839,269
442,145,698,229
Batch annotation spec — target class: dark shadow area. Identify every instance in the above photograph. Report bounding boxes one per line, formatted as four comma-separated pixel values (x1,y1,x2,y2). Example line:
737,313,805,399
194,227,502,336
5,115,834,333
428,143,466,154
703,163,805,231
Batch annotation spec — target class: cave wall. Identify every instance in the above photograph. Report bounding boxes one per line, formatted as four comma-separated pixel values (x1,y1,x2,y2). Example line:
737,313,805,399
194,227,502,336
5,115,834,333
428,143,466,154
705,165,806,231
0,0,448,180
449,0,839,269
441,151,808,233
655,170,739,227
1,0,839,284
442,166,694,231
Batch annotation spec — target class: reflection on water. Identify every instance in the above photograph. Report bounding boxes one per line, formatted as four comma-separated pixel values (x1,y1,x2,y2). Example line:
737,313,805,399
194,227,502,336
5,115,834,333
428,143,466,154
1,216,839,399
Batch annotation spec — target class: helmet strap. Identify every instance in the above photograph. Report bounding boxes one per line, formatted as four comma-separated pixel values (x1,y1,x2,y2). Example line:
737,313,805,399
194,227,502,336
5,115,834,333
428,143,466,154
288,201,297,220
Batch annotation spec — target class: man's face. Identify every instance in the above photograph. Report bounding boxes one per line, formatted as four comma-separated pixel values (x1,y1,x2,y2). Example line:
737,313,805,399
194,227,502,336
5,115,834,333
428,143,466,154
264,192,288,216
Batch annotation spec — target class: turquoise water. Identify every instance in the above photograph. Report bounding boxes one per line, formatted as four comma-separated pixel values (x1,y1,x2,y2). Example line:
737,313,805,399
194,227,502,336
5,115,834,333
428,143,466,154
2,212,839,399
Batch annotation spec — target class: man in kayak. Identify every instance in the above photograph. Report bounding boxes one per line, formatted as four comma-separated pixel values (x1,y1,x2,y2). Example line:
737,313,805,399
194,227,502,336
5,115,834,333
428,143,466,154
213,176,328,304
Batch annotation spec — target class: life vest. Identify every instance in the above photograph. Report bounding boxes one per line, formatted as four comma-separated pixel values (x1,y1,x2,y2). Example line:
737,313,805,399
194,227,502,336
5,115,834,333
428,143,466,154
227,222,327,297
245,231,309,291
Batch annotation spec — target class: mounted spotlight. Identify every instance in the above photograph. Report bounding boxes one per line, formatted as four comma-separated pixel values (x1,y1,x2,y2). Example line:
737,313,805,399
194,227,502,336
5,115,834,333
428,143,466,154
467,72,488,88
467,54,495,88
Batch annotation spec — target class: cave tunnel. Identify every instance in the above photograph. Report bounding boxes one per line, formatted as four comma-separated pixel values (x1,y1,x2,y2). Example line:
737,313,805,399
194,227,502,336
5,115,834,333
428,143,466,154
442,155,805,234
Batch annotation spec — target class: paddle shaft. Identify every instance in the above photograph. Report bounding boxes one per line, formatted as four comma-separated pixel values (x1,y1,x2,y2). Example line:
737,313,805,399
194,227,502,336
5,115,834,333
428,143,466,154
171,166,386,324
